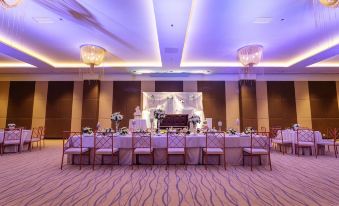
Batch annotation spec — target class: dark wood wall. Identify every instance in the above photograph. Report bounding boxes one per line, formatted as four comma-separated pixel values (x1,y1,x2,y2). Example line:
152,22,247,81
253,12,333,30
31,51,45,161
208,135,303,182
45,81,74,138
309,81,339,133
239,80,257,130
113,81,141,127
197,81,226,130
81,80,100,128
155,81,183,92
6,81,35,129
267,81,297,128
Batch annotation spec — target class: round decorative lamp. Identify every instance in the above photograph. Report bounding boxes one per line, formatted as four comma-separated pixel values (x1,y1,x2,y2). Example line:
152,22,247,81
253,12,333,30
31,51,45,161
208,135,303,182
319,0,338,7
80,44,106,70
0,0,21,8
237,44,263,68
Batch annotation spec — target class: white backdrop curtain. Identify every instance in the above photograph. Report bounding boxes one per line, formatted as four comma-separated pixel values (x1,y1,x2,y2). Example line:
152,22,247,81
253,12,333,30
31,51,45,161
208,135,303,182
142,92,205,128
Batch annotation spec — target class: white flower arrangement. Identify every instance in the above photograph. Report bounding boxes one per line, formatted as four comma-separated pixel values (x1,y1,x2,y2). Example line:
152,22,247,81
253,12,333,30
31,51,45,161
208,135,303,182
154,109,166,120
82,127,93,135
226,128,237,135
8,123,16,129
244,127,255,134
111,112,123,122
188,114,201,125
292,123,300,131
119,127,129,135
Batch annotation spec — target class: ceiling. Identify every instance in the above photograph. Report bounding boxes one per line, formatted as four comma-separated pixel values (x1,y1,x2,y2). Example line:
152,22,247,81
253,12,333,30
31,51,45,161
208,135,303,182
0,0,338,76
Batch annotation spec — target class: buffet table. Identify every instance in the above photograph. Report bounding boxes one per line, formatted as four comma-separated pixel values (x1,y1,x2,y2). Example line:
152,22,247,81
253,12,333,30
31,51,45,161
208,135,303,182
69,133,269,166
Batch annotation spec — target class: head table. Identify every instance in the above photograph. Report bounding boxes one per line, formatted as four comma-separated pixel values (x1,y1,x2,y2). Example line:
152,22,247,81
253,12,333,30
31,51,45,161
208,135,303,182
68,133,270,166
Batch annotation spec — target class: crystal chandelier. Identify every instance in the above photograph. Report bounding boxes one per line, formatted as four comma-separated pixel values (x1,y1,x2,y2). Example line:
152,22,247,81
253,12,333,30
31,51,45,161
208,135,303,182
319,0,338,7
80,44,106,69
237,44,263,68
0,0,21,8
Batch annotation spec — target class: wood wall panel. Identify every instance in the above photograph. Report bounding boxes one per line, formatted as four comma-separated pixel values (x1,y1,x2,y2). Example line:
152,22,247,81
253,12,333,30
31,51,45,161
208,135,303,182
256,81,269,130
113,81,141,127
309,81,339,133
98,81,113,129
81,80,100,128
45,81,74,138
31,81,48,128
239,80,257,130
0,81,10,128
294,81,312,128
225,81,240,131
155,81,183,92
6,81,35,129
267,81,297,128
197,81,226,130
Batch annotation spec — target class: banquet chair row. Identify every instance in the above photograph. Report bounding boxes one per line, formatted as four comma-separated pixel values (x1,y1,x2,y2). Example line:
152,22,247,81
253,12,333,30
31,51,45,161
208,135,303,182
0,126,45,155
61,131,272,171
316,128,339,158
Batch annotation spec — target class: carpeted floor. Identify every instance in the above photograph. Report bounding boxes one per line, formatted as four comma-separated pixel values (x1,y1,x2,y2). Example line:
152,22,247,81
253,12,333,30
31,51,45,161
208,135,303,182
0,140,339,206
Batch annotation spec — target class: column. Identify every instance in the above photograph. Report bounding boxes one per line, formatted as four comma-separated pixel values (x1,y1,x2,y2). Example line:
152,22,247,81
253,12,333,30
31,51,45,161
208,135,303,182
256,81,269,131
225,81,240,131
31,81,48,128
294,81,312,128
98,81,113,128
0,81,10,128
71,81,83,131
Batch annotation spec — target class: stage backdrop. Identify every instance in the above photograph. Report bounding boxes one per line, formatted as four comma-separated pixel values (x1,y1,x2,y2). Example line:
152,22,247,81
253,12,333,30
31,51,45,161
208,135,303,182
142,92,204,128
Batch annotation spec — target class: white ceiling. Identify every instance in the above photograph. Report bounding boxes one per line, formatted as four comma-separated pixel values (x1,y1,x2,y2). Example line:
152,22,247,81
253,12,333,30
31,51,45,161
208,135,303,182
0,0,338,76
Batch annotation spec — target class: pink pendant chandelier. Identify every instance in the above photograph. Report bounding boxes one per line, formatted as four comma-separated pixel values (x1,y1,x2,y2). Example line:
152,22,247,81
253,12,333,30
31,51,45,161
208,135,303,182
0,0,21,9
319,0,339,7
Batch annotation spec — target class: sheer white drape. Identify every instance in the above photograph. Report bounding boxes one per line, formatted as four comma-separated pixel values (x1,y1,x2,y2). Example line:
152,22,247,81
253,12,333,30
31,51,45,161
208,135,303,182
142,92,205,128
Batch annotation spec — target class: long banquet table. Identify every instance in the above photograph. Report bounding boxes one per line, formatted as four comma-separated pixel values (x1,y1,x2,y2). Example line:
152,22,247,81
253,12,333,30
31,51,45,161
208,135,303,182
69,133,269,166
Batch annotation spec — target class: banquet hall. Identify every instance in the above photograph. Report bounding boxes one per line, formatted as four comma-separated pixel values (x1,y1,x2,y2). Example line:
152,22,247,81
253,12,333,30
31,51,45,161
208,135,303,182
0,0,338,205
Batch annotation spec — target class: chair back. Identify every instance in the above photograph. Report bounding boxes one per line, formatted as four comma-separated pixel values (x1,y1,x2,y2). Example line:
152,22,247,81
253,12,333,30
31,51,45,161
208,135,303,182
327,128,339,142
31,128,40,140
270,126,282,138
39,126,45,140
63,131,82,150
167,132,186,148
132,132,152,148
296,129,315,143
4,128,22,144
94,132,114,150
250,132,270,151
205,132,225,149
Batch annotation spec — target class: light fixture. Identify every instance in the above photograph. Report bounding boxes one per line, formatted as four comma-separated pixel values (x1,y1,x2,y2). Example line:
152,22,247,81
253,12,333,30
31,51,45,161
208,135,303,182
319,0,338,7
0,0,21,8
80,44,106,69
237,44,263,68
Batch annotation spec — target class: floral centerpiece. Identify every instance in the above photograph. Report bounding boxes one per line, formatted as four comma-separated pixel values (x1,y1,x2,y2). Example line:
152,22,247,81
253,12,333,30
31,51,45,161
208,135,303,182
119,127,129,135
244,127,255,134
188,114,201,134
8,123,16,129
154,109,166,132
82,127,93,135
111,112,123,132
226,128,237,135
292,123,300,131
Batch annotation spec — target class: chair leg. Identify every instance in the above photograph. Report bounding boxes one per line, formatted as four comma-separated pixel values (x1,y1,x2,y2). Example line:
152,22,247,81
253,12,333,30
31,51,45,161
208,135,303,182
60,153,64,170
184,153,187,170
205,154,208,170
250,155,253,171
93,154,96,170
224,152,226,170
79,153,82,170
315,146,317,158
242,153,245,166
268,154,272,171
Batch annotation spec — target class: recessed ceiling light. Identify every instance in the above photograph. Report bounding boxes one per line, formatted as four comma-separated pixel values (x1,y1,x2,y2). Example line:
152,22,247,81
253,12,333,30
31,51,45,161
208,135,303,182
253,17,272,24
32,17,55,24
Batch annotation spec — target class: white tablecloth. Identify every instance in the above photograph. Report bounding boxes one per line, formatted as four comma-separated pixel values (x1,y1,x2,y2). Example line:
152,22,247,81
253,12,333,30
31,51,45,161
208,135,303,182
0,130,32,151
128,119,147,131
276,129,323,143
68,134,268,166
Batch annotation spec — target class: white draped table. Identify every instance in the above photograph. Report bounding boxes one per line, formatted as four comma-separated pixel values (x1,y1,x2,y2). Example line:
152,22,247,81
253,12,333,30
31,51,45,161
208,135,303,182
69,134,268,166
0,130,32,152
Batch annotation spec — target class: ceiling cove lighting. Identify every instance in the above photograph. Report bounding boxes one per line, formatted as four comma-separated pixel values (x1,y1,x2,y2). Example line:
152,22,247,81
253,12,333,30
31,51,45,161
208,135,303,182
319,0,339,7
0,0,21,9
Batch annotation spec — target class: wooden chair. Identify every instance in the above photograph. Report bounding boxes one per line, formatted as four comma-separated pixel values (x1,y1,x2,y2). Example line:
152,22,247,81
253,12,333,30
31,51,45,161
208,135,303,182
271,129,293,154
24,128,41,151
166,132,186,170
39,126,46,148
2,128,22,154
60,131,90,170
132,132,153,169
93,132,119,170
316,128,339,157
203,132,226,170
295,129,317,158
243,132,272,171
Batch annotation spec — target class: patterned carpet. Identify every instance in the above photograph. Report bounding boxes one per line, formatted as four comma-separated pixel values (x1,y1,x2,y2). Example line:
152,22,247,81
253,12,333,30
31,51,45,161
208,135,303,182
1,140,339,206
